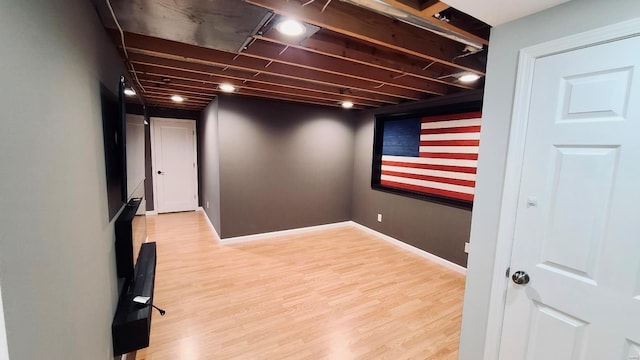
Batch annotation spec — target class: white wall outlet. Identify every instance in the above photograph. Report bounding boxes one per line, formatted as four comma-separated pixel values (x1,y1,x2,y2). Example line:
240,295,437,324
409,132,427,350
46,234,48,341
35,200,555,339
464,242,470,253
206,200,210,209
377,213,383,222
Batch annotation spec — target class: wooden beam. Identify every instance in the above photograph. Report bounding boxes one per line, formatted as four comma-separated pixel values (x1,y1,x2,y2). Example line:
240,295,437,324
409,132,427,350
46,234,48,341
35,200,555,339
142,99,209,111
143,93,210,104
138,76,384,108
142,84,215,98
245,0,485,74
367,0,483,46
242,39,450,95
133,65,388,107
259,29,475,90
120,32,425,100
141,100,204,111
143,89,214,103
129,53,398,106
137,73,393,107
232,89,367,109
420,0,450,16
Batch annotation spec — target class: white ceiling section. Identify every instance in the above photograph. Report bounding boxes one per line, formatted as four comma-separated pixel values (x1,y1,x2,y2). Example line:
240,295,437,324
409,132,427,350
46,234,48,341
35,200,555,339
442,0,572,26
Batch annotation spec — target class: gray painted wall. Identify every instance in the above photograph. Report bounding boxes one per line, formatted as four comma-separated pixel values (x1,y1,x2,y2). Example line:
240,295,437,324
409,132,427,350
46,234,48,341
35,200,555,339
211,95,354,238
0,0,127,359
199,98,222,233
351,92,482,267
198,92,482,265
459,0,640,358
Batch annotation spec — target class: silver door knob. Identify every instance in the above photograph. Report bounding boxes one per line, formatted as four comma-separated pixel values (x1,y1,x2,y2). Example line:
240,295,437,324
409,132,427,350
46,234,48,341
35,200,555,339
512,271,530,285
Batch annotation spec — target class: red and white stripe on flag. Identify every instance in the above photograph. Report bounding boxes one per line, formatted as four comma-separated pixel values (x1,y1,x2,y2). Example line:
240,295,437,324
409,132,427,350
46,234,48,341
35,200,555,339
380,111,481,202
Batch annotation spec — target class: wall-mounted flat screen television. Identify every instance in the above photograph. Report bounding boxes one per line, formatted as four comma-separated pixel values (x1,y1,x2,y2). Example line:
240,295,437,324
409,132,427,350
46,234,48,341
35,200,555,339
101,76,127,221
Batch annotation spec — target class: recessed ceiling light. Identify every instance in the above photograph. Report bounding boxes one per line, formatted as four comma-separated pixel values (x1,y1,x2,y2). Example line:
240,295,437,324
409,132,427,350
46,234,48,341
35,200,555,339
171,95,185,103
342,101,354,109
276,19,306,36
458,73,481,83
219,83,236,93
124,88,136,96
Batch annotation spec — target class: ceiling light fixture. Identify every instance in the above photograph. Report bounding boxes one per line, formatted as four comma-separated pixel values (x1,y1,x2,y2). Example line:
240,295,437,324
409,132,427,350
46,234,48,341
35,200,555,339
219,83,236,93
341,101,354,109
124,88,136,96
458,73,481,83
276,19,306,36
171,95,185,103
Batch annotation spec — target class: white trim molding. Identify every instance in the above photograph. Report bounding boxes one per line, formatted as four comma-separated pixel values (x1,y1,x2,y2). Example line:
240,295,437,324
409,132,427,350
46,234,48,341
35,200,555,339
482,17,640,360
219,222,352,245
145,210,158,216
0,281,8,360
201,218,467,275
351,222,467,275
197,208,221,242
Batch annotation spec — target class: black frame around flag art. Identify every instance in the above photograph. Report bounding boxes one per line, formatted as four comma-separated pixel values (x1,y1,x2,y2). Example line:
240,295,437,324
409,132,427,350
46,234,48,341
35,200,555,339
371,101,483,209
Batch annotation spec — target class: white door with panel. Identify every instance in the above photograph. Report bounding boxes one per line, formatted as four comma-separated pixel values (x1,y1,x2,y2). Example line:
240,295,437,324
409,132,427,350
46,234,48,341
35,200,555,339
499,35,640,359
151,118,198,213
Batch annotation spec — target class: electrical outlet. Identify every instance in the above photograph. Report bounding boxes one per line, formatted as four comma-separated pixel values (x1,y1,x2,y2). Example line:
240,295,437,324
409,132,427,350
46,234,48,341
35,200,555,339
464,242,470,253
377,213,383,222
206,201,210,209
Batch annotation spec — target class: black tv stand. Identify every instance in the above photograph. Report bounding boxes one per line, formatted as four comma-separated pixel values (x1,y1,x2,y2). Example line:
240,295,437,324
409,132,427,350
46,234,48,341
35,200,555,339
112,242,157,356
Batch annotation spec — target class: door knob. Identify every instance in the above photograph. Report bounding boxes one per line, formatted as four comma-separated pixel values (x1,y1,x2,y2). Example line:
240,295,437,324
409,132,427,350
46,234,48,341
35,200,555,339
157,170,164,175
512,271,530,285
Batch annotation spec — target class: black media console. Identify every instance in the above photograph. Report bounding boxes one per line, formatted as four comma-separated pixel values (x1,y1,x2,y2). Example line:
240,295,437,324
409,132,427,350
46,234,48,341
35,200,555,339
112,242,157,355
112,198,157,356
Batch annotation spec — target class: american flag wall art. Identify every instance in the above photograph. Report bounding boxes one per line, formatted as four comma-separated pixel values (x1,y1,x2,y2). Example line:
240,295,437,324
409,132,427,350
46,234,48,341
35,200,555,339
373,111,481,206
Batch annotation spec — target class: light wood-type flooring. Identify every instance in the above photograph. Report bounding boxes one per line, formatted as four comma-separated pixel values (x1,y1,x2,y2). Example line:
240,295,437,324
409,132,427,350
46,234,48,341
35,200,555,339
132,211,466,360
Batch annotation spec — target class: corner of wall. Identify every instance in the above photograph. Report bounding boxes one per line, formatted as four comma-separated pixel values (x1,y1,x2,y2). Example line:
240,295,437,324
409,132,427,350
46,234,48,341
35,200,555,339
199,97,222,234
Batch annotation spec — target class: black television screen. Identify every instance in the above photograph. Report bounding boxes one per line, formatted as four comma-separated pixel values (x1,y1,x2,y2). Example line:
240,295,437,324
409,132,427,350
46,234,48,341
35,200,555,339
101,76,127,221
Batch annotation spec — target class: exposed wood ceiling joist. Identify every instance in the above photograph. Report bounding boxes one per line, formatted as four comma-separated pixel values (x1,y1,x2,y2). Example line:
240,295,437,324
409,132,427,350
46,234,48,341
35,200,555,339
245,0,486,74
132,65,371,109
241,39,450,95
361,0,484,44
119,31,429,101
419,0,451,16
257,30,475,90
130,59,399,106
135,68,397,107
96,0,489,111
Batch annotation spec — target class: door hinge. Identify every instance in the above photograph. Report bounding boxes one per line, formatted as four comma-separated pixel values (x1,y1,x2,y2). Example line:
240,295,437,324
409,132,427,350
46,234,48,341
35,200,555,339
506,267,511,278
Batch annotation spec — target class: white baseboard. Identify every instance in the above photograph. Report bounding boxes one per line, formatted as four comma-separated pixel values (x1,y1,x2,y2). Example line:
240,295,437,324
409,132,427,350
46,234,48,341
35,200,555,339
219,221,352,245
196,208,221,241
350,221,467,275
200,218,466,275
145,210,158,216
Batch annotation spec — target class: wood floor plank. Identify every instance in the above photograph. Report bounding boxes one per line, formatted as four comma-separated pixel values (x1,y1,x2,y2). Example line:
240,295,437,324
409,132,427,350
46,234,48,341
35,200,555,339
133,211,465,359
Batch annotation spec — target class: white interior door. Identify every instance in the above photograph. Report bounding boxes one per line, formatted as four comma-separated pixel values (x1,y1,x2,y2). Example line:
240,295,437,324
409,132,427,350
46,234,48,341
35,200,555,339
151,118,198,213
499,35,640,359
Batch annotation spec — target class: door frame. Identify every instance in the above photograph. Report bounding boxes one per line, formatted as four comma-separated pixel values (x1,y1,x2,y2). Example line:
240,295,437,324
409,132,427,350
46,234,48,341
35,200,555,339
149,117,199,213
482,17,640,359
